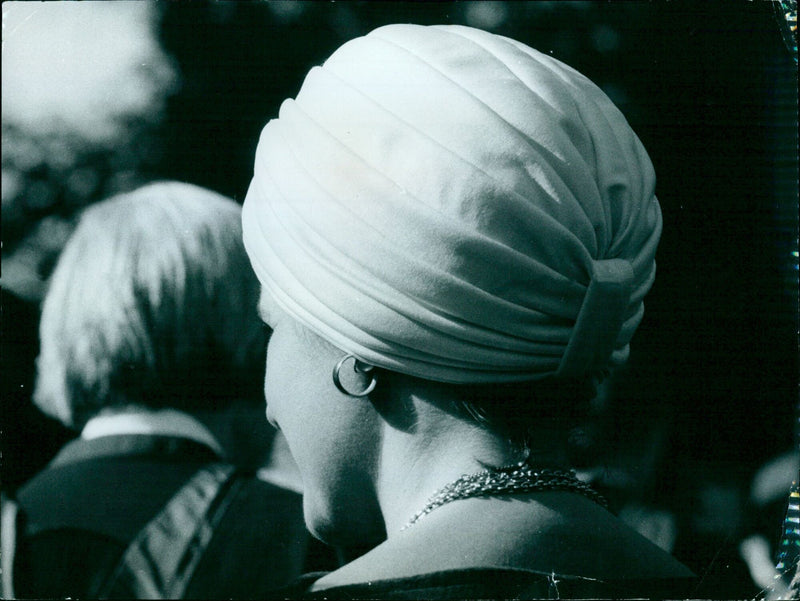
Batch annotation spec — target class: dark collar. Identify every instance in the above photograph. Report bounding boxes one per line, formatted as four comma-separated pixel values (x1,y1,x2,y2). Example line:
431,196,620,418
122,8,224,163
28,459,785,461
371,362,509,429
49,434,222,468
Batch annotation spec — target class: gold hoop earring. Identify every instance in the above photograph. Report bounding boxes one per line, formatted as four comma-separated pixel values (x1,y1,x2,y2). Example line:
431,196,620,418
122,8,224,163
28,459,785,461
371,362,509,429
332,354,377,397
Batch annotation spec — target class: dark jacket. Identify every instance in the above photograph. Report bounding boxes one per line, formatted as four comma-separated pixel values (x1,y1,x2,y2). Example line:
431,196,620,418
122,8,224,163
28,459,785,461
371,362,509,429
12,434,319,598
279,567,699,600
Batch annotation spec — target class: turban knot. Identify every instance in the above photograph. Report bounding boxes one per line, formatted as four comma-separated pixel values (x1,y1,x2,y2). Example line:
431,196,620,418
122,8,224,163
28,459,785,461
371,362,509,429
243,24,662,384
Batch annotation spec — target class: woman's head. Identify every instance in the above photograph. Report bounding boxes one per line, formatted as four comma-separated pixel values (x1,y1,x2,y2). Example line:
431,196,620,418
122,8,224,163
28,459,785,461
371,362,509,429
35,181,266,428
243,23,662,539
243,23,661,386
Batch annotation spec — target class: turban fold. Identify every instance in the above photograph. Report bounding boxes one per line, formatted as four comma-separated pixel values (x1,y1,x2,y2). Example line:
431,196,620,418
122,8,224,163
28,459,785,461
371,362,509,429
243,24,661,384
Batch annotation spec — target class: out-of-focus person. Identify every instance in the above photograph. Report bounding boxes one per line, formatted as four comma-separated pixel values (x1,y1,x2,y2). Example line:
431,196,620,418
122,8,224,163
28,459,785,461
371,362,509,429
6,182,316,598
242,24,696,599
739,451,800,600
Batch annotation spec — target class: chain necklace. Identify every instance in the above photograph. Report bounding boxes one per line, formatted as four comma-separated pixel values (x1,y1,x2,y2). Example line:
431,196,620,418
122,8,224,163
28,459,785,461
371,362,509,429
401,462,607,530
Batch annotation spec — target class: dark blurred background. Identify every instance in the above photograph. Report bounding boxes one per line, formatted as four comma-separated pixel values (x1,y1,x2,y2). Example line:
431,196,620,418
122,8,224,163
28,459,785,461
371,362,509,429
2,2,797,597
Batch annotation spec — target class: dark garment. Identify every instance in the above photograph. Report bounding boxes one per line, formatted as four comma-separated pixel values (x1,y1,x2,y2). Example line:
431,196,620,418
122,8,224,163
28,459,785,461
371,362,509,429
12,434,319,599
277,568,699,600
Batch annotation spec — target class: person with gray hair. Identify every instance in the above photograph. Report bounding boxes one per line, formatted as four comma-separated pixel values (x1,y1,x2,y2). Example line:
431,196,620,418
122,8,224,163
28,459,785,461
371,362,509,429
9,182,320,598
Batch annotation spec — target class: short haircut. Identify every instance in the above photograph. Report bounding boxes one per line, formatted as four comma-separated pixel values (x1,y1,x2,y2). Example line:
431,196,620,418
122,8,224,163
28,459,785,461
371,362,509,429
34,181,266,428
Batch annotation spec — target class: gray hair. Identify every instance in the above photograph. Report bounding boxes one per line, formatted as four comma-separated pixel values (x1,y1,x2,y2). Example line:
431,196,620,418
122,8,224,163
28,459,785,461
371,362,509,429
34,181,266,428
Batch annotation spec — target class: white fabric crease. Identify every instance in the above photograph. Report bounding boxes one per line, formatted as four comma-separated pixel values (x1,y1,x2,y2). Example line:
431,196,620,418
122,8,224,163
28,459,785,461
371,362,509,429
242,24,662,383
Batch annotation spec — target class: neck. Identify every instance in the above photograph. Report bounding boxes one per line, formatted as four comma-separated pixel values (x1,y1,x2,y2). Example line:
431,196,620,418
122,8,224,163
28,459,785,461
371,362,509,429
374,391,524,536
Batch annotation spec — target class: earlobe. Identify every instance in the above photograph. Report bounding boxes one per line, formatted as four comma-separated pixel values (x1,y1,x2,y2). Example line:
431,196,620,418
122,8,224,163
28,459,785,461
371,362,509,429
332,354,378,397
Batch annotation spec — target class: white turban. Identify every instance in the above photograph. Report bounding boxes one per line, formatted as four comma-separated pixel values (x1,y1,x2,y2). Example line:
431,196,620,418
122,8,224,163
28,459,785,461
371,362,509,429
243,24,661,384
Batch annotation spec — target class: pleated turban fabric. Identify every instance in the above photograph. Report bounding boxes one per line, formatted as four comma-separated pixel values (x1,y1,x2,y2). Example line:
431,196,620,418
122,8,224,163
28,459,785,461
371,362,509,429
243,24,662,384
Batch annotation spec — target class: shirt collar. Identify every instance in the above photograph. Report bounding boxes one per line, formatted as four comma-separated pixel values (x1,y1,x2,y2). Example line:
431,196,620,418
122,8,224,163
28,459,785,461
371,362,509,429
81,408,225,457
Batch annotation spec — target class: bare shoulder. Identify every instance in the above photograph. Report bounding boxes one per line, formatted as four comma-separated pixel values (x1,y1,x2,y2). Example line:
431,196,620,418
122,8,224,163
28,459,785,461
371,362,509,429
314,493,692,590
493,493,694,580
